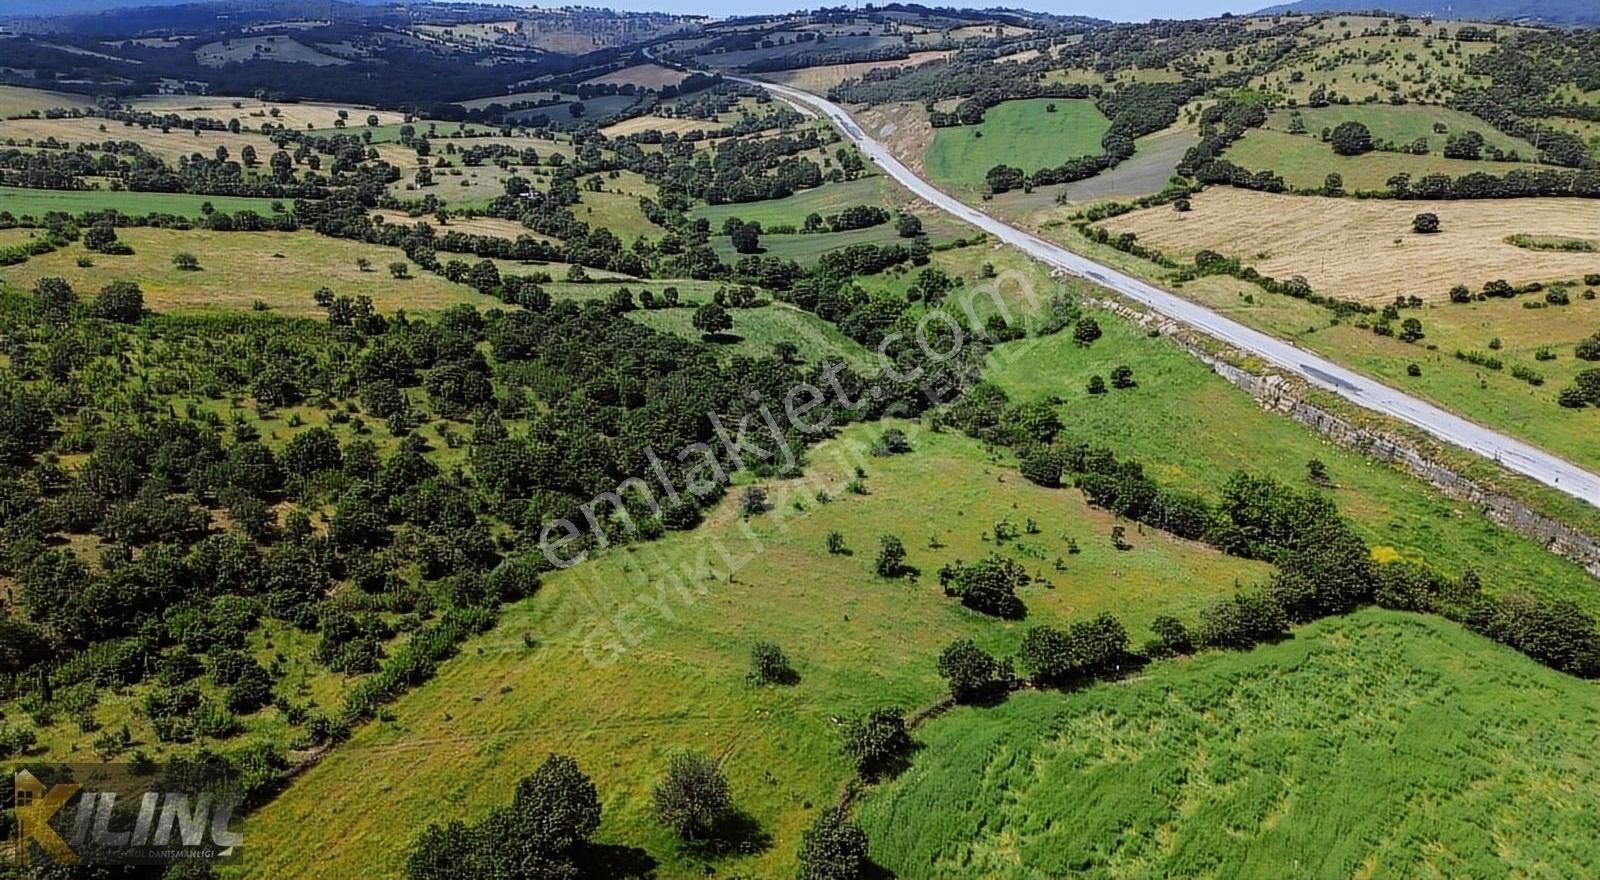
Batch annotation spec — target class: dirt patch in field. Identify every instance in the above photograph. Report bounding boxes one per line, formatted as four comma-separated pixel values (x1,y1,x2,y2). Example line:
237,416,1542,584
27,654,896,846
582,63,687,91
1098,188,1600,302
856,102,934,176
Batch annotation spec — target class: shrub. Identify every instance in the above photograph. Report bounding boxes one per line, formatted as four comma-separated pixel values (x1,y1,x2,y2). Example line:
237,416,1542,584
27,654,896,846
841,707,912,778
875,534,907,577
1198,591,1289,650
747,641,794,686
936,639,1009,703
1411,212,1440,234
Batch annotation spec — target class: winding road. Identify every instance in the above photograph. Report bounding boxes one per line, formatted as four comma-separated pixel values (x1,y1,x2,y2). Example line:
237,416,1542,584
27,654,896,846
734,76,1600,509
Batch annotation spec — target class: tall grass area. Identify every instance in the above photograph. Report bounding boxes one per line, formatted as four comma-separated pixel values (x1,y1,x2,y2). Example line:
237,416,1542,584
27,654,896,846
859,609,1600,878
926,99,1111,189
235,424,1268,880
983,316,1600,612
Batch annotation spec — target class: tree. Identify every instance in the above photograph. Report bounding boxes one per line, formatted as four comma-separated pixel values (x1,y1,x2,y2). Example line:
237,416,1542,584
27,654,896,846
1412,212,1440,234
1399,317,1425,342
939,554,1027,619
93,281,144,323
936,639,1008,703
1087,375,1107,395
692,302,732,338
240,144,257,166
740,486,767,516
730,224,761,254
875,534,907,577
652,751,733,840
389,262,410,279
1443,129,1484,160
1323,173,1345,196
841,707,911,778
33,277,76,325
896,213,923,238
1110,365,1135,389
84,222,123,253
747,641,794,685
1329,121,1373,155
797,808,870,880
1072,317,1102,345
173,252,201,271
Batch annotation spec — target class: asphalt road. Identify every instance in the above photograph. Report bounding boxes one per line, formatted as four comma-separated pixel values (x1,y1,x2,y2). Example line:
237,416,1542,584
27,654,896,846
735,76,1600,509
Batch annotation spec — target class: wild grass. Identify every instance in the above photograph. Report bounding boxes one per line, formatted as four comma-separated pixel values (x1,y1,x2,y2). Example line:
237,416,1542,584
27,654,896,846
235,424,1269,879
926,99,1111,189
859,609,1600,879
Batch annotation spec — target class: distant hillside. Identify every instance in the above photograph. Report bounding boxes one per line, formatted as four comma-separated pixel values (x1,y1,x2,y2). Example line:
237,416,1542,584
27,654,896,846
1254,0,1599,25
0,0,401,21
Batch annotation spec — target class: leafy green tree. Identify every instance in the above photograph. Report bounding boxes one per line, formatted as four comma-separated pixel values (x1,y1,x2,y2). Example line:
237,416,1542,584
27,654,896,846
875,534,907,577
92,281,144,323
841,706,912,778
652,751,734,840
33,277,76,326
1329,121,1373,155
936,639,1008,703
1411,212,1440,234
797,808,871,880
692,302,733,338
1072,317,1102,345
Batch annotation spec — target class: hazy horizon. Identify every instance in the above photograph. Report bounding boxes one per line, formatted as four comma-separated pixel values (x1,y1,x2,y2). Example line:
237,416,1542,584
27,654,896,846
494,0,1269,24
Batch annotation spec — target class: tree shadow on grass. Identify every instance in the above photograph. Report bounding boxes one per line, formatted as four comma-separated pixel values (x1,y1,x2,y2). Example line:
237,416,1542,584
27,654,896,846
683,809,774,859
699,332,745,344
579,842,659,879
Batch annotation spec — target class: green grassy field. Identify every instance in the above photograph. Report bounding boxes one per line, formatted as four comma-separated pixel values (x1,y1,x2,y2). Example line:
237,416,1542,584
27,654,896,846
234,423,1271,880
631,301,875,370
0,186,283,219
0,227,496,316
1264,105,1538,158
859,609,1600,879
982,312,1600,612
1222,128,1531,192
692,177,890,229
926,99,1111,189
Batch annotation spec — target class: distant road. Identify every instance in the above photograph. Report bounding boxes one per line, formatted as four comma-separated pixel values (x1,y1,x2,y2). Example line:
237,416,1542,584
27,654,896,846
733,76,1600,509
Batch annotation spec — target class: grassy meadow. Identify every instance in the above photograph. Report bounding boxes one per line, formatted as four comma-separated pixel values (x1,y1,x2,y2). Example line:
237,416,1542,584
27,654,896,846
1221,128,1529,192
982,313,1600,611
859,609,1600,879
926,99,1111,189
0,227,497,315
631,302,876,370
0,186,283,219
234,423,1272,879
1264,104,1538,158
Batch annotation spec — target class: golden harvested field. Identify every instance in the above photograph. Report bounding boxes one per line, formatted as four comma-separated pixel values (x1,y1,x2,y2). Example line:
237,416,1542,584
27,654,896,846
0,228,494,316
0,116,282,164
0,84,98,119
582,63,687,90
1098,188,1600,302
599,114,728,138
758,50,952,94
127,95,405,130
